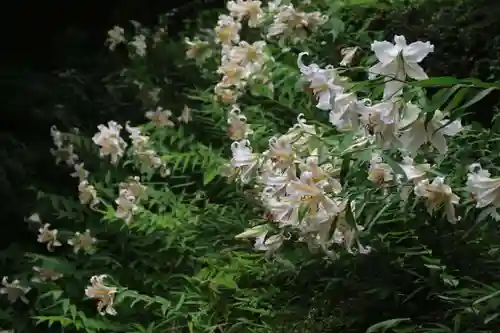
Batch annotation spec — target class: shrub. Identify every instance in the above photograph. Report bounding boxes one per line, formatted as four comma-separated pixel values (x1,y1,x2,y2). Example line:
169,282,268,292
3,1,500,333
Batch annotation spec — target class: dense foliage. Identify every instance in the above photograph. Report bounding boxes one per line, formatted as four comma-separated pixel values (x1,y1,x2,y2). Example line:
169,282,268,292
2,0,500,333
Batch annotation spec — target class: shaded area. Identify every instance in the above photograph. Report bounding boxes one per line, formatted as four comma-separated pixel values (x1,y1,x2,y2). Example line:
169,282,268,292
0,0,224,249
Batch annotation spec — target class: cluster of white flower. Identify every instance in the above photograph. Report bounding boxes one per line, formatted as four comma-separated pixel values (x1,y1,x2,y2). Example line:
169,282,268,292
105,22,148,57
229,108,372,258
1,213,98,308
266,0,327,43
186,0,325,104
115,176,147,224
92,121,128,165
50,125,78,166
225,33,471,257
28,213,98,254
125,122,171,177
213,4,271,104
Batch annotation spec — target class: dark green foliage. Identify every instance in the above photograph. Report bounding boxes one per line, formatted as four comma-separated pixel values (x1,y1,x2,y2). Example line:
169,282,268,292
337,0,500,125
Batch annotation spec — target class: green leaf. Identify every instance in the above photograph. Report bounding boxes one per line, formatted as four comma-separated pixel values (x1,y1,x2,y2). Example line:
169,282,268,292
411,76,500,89
366,318,411,333
212,272,238,289
340,154,351,186
203,164,219,185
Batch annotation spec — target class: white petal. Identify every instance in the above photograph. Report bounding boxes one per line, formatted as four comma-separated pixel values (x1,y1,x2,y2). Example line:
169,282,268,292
429,131,447,154
441,119,463,136
394,35,408,48
403,41,434,63
399,126,426,153
371,41,397,64
405,62,428,80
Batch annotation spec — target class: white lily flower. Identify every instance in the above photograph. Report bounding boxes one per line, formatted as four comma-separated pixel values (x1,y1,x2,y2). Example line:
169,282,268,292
264,195,301,227
414,177,460,223
467,164,500,209
214,14,241,45
37,224,62,252
227,104,253,140
280,114,317,150
268,136,295,169
287,171,341,217
227,0,264,27
78,180,100,208
370,35,434,82
399,110,463,155
1,277,31,304
297,52,344,110
329,92,361,130
106,26,125,51
301,156,342,194
32,267,63,283
399,156,430,183
259,162,292,191
85,275,117,316
115,189,139,224
230,140,260,183
68,229,98,254
368,154,393,186
71,163,89,181
145,107,175,127
359,104,398,149
92,121,127,164
228,41,267,69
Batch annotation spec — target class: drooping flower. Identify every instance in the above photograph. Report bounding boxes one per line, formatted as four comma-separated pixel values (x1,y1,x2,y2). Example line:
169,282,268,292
32,267,63,283
71,163,89,181
78,180,99,208
227,105,253,140
68,229,98,254
467,163,500,208
230,140,260,183
414,177,460,223
367,154,394,186
227,0,264,27
214,14,241,45
129,34,147,57
145,107,175,127
92,121,127,164
177,105,192,124
37,223,62,252
297,52,344,111
106,26,125,51
1,277,30,303
85,275,117,316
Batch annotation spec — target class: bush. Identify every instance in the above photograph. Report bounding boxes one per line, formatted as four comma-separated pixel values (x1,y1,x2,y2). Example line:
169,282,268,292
3,1,500,333
337,0,500,125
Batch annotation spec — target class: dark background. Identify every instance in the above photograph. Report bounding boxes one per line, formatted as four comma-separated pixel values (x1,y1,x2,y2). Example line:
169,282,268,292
0,0,225,248
0,0,225,69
